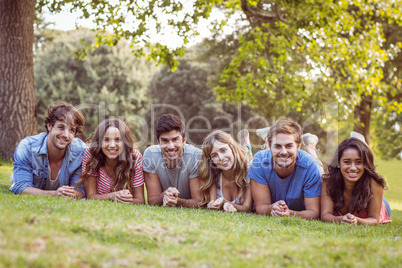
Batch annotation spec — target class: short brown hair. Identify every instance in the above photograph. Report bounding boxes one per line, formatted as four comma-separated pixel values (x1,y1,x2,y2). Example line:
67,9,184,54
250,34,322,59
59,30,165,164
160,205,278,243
267,119,301,146
155,114,185,141
45,102,85,134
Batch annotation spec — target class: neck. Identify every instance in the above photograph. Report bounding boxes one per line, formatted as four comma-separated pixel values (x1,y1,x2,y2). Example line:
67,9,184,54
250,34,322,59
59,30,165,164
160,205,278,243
274,163,295,179
343,180,355,193
47,139,66,163
222,169,234,181
165,158,180,169
105,157,118,169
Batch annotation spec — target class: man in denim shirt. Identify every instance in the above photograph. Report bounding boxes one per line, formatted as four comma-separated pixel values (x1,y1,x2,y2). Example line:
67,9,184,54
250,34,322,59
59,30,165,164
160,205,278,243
9,102,87,198
249,119,322,219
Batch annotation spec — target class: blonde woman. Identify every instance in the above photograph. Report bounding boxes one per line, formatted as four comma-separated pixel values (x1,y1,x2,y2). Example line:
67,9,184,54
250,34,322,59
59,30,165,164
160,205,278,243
199,130,252,212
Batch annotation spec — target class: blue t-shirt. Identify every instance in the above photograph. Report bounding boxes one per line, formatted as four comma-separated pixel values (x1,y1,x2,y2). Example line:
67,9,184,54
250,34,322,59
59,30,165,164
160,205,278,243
248,149,322,211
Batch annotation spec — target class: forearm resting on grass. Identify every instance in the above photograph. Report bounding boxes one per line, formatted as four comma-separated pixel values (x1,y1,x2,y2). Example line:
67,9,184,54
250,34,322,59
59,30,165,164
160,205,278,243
22,186,83,198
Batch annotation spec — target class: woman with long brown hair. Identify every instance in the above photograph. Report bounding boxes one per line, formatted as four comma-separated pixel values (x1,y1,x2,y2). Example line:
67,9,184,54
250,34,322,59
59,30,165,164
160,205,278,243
77,118,144,204
199,130,252,212
321,138,391,224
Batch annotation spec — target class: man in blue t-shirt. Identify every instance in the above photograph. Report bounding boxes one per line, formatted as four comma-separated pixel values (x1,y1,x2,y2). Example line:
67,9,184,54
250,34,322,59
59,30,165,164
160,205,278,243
248,119,322,219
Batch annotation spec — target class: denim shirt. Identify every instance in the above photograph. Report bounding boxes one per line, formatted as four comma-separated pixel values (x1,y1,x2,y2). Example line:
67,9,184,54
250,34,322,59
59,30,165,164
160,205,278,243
9,132,87,195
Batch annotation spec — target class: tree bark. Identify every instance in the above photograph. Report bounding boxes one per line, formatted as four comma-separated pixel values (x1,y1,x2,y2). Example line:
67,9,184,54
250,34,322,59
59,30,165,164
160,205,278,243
353,94,372,145
0,0,38,162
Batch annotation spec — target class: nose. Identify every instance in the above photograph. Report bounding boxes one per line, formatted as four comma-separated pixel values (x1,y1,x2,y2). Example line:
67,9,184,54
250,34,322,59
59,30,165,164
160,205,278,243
350,162,357,170
60,128,68,137
109,140,116,147
167,141,175,149
280,146,287,154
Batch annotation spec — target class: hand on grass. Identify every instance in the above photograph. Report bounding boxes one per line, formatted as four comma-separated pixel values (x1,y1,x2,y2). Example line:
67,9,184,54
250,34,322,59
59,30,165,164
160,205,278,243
271,200,289,217
207,197,226,210
223,202,237,212
57,186,76,198
162,187,180,207
341,213,357,225
114,190,133,203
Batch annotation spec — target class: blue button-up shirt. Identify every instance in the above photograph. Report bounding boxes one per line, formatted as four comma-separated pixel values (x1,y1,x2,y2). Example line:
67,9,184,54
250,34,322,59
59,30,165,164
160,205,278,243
9,132,87,195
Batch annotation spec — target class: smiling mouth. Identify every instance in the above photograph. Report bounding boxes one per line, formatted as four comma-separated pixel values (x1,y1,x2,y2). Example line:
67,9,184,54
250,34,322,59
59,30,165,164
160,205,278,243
220,160,229,166
167,150,178,156
58,137,69,143
347,172,360,178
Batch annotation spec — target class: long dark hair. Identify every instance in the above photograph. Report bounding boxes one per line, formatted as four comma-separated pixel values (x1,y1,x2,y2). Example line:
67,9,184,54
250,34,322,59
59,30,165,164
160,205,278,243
78,118,137,194
199,130,249,206
323,138,387,214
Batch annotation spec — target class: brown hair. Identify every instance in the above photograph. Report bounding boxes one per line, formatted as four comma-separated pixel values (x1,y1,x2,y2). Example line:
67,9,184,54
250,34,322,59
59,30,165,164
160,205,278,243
267,119,301,146
45,102,84,134
155,114,185,141
199,130,249,206
323,138,387,214
77,118,137,195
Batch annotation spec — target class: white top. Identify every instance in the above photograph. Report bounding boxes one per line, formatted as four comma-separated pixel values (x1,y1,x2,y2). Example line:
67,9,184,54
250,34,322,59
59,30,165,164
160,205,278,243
45,165,60,190
216,173,249,205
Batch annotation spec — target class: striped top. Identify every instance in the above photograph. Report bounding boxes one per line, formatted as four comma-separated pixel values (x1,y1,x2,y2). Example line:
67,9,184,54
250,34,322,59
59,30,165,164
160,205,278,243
81,148,144,194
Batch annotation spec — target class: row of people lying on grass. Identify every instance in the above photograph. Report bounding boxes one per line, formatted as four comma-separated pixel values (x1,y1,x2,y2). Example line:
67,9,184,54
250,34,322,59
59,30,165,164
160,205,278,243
9,102,391,225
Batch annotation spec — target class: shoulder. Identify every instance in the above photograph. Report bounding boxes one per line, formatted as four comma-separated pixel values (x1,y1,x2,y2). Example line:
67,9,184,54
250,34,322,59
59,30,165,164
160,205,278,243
132,149,143,159
69,138,88,153
143,145,162,158
296,150,321,172
14,133,47,157
82,148,92,160
251,149,272,166
183,144,201,161
17,133,47,148
184,144,201,155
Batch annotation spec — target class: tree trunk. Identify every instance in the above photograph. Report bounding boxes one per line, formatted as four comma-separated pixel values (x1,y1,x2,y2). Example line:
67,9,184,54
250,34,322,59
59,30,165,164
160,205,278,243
353,94,373,145
0,0,37,162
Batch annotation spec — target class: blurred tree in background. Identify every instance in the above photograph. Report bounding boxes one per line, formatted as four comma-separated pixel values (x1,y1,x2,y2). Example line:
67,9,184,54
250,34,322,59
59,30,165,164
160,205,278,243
203,0,402,158
34,28,157,148
148,57,260,147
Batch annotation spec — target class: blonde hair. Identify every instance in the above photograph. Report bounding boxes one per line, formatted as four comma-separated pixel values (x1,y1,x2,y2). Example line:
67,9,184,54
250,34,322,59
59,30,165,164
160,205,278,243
199,130,249,206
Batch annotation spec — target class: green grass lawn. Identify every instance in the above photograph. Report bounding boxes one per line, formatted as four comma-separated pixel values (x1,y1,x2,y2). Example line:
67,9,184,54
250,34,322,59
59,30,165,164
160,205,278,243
1,159,401,267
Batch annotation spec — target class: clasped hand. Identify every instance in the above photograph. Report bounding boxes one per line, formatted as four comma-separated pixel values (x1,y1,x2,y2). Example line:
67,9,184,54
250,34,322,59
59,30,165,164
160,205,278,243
114,189,133,203
270,200,290,217
341,213,357,225
207,197,237,212
57,186,76,198
163,187,180,207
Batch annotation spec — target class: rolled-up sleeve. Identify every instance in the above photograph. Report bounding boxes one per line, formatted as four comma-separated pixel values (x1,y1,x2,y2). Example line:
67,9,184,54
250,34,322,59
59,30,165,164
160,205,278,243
9,140,34,195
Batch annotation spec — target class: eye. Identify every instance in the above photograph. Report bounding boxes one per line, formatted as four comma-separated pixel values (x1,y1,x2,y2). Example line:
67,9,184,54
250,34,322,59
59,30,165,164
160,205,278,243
221,148,226,153
104,138,109,142
286,144,293,149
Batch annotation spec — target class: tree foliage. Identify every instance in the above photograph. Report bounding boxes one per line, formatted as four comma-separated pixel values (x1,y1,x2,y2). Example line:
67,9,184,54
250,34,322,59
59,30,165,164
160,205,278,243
34,28,157,144
148,57,258,147
202,0,402,157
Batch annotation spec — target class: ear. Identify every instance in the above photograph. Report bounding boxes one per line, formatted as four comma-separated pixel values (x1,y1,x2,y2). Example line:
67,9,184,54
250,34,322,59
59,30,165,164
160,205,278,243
296,142,301,150
46,123,52,132
182,136,187,144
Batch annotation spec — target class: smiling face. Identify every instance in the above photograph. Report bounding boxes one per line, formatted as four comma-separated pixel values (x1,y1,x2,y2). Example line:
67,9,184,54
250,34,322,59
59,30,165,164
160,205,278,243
47,121,75,151
101,127,124,161
339,148,364,184
210,141,235,171
159,130,186,164
270,133,300,171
